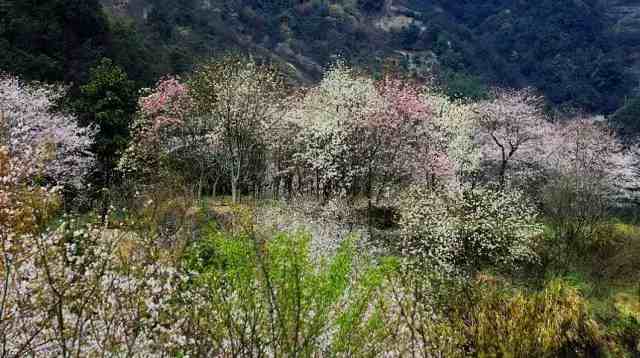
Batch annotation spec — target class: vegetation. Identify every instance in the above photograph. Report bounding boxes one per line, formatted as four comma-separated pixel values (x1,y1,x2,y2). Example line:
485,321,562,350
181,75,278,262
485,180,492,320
2,1,640,356
2,52,640,356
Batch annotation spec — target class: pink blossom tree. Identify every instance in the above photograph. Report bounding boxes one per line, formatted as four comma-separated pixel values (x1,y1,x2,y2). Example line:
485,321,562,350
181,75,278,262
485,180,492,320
369,77,451,197
119,76,193,180
120,76,230,200
121,59,287,204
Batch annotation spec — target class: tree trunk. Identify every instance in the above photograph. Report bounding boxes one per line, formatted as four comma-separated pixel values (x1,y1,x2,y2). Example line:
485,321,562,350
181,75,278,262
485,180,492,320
499,159,508,189
212,176,219,199
197,173,205,202
231,177,238,204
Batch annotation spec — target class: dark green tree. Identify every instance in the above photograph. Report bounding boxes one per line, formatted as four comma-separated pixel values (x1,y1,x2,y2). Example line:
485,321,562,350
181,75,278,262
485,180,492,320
74,58,137,186
0,0,109,84
358,0,386,14
612,97,640,137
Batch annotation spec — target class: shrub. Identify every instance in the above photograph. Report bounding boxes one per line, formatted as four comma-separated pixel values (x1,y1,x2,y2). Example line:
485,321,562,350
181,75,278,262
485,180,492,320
0,218,183,356
399,186,542,278
469,279,603,357
178,230,375,356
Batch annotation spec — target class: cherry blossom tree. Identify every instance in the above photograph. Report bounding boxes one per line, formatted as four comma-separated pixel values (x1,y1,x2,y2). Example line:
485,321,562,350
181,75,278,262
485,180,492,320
283,65,445,202
546,116,623,181
374,77,440,191
541,116,624,241
616,144,640,208
475,88,549,187
0,75,95,188
119,76,193,180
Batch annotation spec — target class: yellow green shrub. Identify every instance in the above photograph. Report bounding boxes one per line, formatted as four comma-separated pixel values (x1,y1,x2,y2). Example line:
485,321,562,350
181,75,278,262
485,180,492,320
469,279,602,357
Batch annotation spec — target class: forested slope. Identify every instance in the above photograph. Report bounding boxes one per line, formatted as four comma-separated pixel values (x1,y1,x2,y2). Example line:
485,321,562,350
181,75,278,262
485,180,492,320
1,0,639,113
102,0,639,113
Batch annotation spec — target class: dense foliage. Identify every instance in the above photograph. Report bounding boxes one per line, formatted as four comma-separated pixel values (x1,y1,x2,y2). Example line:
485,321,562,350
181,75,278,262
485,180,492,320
1,0,636,115
0,0,110,84
413,0,632,112
123,0,631,112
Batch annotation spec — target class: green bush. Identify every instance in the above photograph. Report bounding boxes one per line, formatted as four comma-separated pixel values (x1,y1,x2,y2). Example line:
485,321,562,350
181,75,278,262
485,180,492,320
177,229,390,356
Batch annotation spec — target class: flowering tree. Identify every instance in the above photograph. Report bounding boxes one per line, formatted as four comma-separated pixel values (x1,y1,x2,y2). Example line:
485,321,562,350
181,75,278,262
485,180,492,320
423,91,481,186
121,59,286,203
616,144,640,208
374,77,443,191
541,116,624,241
119,77,193,180
0,75,95,187
189,57,286,203
283,64,381,198
399,185,541,278
284,65,444,202
546,117,623,181
475,88,549,187
0,218,184,357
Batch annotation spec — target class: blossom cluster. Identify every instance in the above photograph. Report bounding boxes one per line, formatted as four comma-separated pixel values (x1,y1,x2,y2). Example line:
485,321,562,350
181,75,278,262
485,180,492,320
0,75,95,188
399,185,541,277
119,77,193,177
281,64,454,199
1,220,184,356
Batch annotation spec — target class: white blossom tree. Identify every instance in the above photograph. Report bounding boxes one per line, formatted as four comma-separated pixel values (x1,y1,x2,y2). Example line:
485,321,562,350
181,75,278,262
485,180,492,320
475,88,550,187
423,90,481,186
0,75,95,188
541,116,624,241
189,57,286,203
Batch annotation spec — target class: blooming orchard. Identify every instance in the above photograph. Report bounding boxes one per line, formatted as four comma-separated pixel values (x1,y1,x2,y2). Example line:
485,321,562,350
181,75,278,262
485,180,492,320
1,57,638,355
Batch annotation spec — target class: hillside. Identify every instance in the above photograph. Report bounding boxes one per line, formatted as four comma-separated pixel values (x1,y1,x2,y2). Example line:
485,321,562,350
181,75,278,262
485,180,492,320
607,0,640,94
1,0,638,113
95,0,637,113
4,48,640,357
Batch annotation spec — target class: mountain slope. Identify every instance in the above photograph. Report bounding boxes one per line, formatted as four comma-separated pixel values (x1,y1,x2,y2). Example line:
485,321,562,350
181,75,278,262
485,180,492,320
98,0,636,113
1,0,636,113
607,0,640,95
